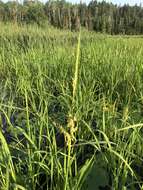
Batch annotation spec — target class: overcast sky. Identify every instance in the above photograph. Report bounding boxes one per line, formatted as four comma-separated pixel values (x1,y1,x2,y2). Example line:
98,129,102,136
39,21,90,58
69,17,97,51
71,0,142,5
2,0,142,5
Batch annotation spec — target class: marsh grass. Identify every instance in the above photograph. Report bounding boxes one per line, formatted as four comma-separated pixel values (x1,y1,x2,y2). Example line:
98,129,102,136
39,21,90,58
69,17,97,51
0,24,143,189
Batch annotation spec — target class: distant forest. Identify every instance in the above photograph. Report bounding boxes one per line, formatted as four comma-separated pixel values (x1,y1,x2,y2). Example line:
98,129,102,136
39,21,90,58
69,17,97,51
0,0,143,34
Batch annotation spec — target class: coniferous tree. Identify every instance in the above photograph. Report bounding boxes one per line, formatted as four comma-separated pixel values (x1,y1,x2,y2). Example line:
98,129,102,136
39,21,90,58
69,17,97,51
0,0,143,34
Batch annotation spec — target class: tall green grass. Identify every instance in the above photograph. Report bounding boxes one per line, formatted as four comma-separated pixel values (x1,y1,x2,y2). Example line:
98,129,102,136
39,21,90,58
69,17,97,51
0,24,143,190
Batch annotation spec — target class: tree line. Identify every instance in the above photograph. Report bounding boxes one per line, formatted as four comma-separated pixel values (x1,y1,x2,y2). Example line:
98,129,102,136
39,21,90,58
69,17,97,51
0,0,143,34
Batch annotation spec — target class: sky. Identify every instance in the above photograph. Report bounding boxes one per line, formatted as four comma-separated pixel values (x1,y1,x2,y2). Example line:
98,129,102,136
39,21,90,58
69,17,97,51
97,0,142,5
2,0,142,5
71,0,142,5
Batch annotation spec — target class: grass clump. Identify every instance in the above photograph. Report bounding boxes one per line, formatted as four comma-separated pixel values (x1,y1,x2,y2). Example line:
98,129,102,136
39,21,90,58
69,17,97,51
0,24,143,190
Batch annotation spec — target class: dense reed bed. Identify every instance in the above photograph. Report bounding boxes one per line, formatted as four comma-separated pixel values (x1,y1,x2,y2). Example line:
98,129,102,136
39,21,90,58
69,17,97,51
0,24,143,190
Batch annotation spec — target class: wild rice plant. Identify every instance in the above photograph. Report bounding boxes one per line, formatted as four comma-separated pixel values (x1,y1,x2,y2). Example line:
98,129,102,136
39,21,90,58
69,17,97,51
0,24,143,189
